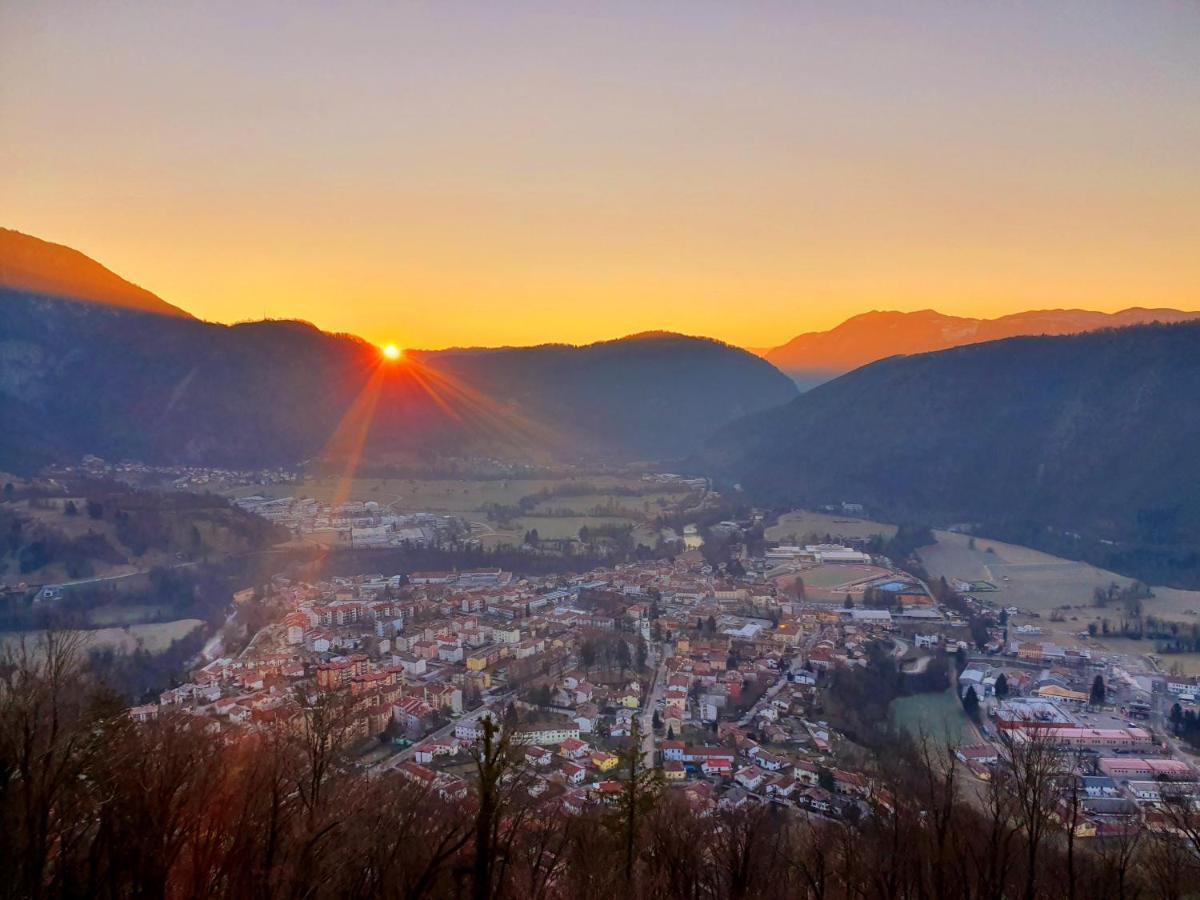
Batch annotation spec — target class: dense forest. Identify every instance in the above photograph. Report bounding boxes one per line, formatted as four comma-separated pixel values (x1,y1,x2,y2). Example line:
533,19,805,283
0,482,284,634
705,322,1200,587
0,480,284,567
3,635,1199,900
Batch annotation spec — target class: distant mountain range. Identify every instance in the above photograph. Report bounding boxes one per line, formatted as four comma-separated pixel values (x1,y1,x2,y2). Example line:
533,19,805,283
11,226,1200,588
0,229,796,471
706,321,1200,587
0,228,192,318
759,307,1200,388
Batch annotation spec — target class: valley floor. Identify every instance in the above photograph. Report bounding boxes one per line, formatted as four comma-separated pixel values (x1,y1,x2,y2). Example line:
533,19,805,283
768,508,1200,673
921,530,1200,673
224,472,694,550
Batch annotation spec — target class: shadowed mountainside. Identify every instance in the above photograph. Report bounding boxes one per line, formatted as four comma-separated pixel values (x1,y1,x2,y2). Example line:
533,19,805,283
408,332,794,460
1,290,796,470
707,321,1200,586
0,231,796,470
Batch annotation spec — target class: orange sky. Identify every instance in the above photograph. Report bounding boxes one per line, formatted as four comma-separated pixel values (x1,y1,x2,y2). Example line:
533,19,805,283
2,2,1197,350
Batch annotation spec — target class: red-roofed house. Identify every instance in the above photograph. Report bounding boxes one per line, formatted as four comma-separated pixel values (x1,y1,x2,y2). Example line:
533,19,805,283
560,737,590,759
561,762,587,785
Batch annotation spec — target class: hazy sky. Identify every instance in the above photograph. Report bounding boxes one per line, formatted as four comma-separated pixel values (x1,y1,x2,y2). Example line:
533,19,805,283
2,1,1197,349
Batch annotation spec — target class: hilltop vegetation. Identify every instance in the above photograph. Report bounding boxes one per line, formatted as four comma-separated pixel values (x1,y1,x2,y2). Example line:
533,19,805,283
0,480,284,587
3,638,1199,900
707,322,1200,587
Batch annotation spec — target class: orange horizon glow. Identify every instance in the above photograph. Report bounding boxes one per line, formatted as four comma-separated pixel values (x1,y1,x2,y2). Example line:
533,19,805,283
2,3,1197,349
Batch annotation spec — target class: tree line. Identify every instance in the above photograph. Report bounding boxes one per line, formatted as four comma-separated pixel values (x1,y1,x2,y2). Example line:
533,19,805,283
3,633,1200,900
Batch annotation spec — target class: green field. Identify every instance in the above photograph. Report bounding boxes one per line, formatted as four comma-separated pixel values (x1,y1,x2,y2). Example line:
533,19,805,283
495,515,634,541
230,474,688,514
530,491,683,516
921,529,1200,618
889,690,967,745
798,563,891,590
237,474,697,552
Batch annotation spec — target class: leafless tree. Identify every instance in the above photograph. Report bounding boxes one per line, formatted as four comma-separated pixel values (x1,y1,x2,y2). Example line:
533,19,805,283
963,749,1021,900
710,803,789,900
0,631,112,900
1051,750,1090,900
1139,822,1198,900
327,775,472,899
998,726,1065,900
1089,822,1144,900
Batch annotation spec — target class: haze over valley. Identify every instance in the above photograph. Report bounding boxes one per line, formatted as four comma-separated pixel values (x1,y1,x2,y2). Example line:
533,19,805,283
4,4,1200,898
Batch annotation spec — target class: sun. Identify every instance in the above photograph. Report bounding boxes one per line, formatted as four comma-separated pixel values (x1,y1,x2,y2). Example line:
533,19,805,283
381,344,402,361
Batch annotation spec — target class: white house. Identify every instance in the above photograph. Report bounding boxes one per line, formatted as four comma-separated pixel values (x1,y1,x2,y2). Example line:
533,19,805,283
561,762,587,785
735,766,766,791
560,737,590,759
438,644,465,663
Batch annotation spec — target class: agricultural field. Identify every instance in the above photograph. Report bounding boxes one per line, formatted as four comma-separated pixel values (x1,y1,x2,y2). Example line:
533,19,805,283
474,515,635,549
85,618,204,653
1085,638,1200,677
229,473,697,553
919,529,1200,656
499,515,656,542
231,475,582,511
767,512,1200,653
232,474,686,514
528,491,685,518
767,510,897,543
84,603,178,626
921,530,1126,610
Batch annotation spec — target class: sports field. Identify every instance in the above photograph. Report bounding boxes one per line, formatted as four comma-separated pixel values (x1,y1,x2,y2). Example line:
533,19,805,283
790,563,896,602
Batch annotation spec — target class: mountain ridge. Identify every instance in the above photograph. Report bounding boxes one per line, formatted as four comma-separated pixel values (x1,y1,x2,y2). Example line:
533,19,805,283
760,306,1200,387
0,230,796,470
